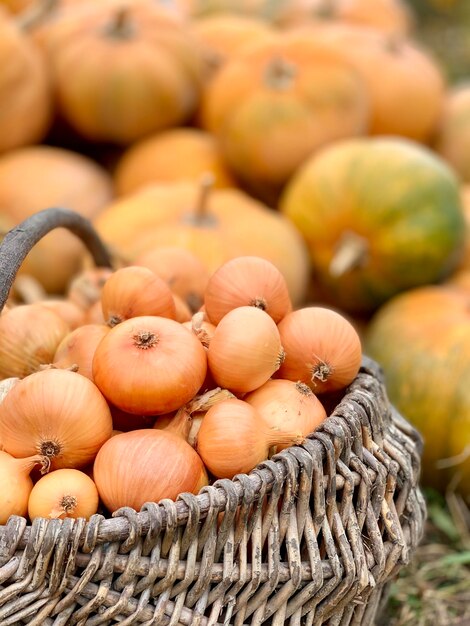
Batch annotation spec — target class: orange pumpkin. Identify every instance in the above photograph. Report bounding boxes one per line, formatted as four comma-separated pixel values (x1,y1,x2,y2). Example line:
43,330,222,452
199,31,370,190
94,180,310,306
0,146,114,293
114,128,235,196
435,83,470,183
0,7,52,153
293,22,445,143
41,1,205,144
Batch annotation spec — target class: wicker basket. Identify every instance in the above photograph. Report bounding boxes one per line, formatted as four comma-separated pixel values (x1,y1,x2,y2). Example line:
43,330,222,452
0,210,427,626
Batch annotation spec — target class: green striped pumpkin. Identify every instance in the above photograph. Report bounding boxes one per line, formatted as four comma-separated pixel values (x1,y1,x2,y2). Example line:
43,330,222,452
280,136,466,314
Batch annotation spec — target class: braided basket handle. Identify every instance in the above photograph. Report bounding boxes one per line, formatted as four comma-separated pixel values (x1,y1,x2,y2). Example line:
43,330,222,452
0,207,113,312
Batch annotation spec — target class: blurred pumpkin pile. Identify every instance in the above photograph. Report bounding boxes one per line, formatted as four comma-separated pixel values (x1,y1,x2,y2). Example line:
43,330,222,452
0,0,469,503
0,254,363,521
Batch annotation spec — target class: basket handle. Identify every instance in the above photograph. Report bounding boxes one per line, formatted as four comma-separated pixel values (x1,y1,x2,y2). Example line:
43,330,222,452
0,207,113,313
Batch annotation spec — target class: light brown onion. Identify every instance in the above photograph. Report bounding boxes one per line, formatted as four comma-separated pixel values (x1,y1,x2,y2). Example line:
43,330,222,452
53,324,110,380
276,307,362,393
93,429,208,512
245,379,327,451
92,315,208,415
101,266,176,326
0,368,113,472
28,468,99,520
0,303,70,379
204,255,292,325
0,450,42,523
207,306,284,393
196,398,303,479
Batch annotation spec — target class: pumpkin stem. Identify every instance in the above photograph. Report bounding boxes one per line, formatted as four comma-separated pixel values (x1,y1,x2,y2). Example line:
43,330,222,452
264,56,297,91
183,173,217,228
384,35,404,55
16,0,58,32
313,0,335,19
329,231,369,277
105,7,135,40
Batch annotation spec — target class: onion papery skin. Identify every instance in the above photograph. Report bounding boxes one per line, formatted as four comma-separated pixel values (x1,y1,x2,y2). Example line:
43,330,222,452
276,306,362,394
94,429,208,513
92,316,208,415
101,266,177,327
207,306,284,393
0,368,113,471
182,313,216,349
0,451,41,523
0,303,70,380
28,468,99,520
53,324,110,381
196,398,272,479
245,379,327,450
204,255,292,325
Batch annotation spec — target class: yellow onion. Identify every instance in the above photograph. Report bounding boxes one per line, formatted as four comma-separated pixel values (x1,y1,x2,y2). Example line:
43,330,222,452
101,265,176,326
207,306,284,393
276,306,362,393
92,315,208,415
0,450,42,523
204,255,292,325
0,368,113,472
53,324,110,381
93,429,209,512
28,468,99,520
245,379,327,451
196,398,303,479
0,303,69,379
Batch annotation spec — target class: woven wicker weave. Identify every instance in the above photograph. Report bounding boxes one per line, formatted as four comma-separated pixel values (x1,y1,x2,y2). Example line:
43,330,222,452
0,210,426,625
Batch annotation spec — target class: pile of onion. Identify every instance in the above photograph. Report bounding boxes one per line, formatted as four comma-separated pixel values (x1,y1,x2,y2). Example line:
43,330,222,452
0,251,365,521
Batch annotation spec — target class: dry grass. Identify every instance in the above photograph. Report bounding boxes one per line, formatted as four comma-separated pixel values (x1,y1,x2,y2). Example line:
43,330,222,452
379,488,470,626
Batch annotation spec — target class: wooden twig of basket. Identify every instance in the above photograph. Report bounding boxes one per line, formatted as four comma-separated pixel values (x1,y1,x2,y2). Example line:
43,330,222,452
0,209,426,626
